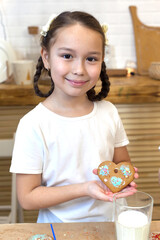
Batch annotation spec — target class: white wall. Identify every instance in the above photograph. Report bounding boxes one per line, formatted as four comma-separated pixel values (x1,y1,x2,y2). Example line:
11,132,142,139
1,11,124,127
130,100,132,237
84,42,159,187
0,0,160,68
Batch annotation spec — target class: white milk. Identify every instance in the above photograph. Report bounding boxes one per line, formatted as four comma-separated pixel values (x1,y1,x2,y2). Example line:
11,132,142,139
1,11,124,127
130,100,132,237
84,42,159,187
115,210,150,240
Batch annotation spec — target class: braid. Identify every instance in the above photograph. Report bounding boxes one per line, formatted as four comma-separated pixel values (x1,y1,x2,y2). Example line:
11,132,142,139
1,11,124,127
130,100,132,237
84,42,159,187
33,56,54,97
87,61,110,101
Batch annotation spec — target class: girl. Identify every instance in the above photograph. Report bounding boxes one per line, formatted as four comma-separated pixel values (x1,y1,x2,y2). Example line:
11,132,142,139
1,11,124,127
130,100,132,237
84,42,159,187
10,11,137,223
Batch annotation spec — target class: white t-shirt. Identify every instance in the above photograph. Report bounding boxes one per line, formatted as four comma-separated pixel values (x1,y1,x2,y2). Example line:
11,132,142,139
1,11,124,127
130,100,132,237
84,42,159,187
10,100,129,223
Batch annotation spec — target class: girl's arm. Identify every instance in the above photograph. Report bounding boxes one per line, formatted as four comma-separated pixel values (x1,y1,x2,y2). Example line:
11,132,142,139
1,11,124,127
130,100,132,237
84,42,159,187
17,147,138,210
16,173,114,210
113,146,131,164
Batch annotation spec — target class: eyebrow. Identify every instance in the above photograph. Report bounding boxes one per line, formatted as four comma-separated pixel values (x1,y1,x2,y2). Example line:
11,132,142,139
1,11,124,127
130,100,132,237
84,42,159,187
58,47,101,55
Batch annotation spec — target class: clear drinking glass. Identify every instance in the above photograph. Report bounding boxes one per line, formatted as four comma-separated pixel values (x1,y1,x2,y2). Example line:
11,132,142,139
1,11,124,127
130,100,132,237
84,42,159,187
113,191,153,240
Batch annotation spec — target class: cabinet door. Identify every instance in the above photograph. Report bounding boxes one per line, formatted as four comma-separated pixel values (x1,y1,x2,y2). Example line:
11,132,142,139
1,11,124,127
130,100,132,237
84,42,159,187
0,106,37,222
0,106,33,139
117,103,160,220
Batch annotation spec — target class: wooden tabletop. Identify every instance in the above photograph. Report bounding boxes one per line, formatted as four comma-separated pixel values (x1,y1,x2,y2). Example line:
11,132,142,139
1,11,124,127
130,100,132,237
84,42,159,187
0,75,160,106
106,75,160,104
0,221,160,240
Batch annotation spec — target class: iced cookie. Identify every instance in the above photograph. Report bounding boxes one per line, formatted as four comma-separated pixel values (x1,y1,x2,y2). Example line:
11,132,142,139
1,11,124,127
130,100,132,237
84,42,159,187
97,161,135,193
28,234,53,240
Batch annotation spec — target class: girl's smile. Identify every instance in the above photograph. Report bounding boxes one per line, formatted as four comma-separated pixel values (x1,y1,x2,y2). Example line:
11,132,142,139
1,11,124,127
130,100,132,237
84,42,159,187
65,77,89,87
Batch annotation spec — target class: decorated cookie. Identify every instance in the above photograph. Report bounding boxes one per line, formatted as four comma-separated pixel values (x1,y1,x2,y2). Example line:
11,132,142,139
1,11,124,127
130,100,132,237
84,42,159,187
28,234,53,240
97,161,135,193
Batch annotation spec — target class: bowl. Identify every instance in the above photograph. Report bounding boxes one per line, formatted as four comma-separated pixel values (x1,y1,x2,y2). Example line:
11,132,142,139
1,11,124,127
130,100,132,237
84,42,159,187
149,62,160,80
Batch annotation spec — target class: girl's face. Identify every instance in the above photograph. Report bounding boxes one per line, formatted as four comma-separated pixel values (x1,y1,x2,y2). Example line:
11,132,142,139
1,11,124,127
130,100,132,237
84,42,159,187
42,24,103,100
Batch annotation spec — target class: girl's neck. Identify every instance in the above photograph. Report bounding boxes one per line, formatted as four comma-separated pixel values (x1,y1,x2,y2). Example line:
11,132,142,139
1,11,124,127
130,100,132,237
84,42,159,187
42,93,94,118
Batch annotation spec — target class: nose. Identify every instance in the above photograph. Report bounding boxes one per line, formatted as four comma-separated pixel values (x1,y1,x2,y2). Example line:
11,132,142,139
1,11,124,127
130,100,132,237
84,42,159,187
72,59,85,76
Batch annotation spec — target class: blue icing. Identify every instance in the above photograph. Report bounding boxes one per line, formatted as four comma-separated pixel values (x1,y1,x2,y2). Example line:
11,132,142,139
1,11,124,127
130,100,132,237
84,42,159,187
99,165,109,176
111,176,122,187
29,234,51,240
120,165,131,177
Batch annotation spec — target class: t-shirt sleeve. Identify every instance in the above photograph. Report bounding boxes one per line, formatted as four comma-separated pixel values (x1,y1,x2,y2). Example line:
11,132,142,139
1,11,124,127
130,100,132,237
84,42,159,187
10,116,43,174
114,107,129,148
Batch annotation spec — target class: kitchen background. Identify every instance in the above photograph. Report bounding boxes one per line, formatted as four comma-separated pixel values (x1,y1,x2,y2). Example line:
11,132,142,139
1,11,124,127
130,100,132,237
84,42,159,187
0,0,160,69
0,0,160,224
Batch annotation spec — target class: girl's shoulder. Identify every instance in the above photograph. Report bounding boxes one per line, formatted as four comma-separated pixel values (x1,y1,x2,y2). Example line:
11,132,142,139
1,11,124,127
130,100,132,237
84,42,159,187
19,103,46,127
95,100,120,122
96,100,117,112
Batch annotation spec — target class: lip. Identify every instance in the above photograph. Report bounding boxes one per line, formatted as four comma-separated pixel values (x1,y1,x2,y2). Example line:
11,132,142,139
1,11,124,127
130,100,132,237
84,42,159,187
65,78,89,86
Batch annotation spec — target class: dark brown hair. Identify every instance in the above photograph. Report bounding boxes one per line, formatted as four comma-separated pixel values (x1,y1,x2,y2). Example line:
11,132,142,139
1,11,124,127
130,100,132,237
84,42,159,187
34,11,110,100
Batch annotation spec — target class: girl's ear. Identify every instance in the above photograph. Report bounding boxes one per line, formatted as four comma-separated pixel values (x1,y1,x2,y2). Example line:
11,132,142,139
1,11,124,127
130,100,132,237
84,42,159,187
41,48,50,70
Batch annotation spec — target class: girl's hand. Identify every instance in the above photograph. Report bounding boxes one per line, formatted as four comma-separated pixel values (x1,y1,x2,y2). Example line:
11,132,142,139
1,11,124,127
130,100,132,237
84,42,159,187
86,180,115,202
92,167,139,201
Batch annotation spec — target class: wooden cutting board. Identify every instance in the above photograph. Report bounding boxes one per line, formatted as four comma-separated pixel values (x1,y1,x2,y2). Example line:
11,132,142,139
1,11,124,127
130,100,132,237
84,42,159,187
129,6,160,75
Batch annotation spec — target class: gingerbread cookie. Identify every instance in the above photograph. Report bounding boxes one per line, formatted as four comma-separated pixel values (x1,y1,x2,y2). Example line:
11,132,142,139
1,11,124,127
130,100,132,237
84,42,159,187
97,161,135,193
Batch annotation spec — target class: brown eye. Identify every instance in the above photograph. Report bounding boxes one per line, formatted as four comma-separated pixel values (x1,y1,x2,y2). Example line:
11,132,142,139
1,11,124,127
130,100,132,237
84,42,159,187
63,54,72,59
87,57,97,62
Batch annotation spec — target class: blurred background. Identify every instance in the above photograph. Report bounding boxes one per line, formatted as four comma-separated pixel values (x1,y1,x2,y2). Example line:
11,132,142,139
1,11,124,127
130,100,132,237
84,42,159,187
0,0,160,69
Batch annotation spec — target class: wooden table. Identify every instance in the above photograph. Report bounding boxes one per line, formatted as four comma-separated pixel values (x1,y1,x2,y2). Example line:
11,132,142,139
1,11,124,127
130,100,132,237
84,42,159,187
0,75,160,106
0,221,160,240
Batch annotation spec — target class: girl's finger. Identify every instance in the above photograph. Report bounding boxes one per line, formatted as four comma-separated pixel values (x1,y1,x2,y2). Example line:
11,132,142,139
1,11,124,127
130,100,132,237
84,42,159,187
134,172,139,179
92,169,98,175
114,188,137,199
134,167,138,172
129,181,137,188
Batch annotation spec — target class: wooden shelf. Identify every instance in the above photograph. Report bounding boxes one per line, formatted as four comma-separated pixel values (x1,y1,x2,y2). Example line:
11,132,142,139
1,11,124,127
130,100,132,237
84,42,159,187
0,75,160,106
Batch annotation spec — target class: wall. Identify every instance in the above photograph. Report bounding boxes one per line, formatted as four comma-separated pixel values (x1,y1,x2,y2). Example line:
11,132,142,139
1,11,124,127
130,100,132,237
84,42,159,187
0,0,160,68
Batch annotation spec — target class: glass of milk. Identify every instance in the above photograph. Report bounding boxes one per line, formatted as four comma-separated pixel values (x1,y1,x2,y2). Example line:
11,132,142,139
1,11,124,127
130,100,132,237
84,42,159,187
113,191,153,240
